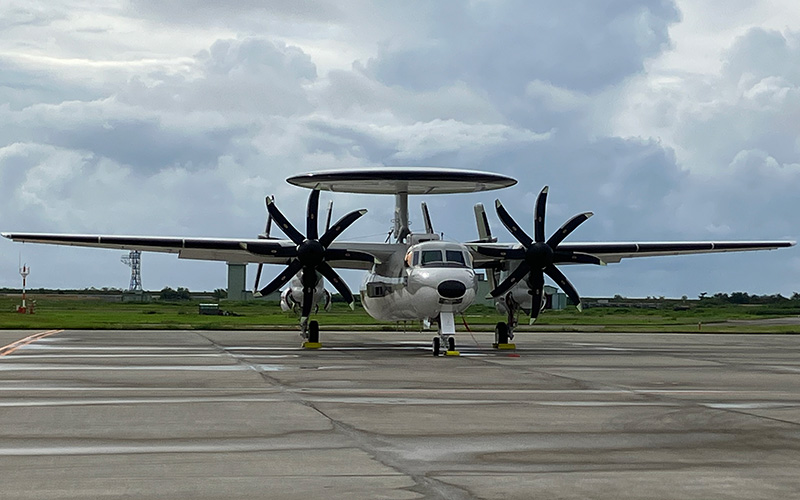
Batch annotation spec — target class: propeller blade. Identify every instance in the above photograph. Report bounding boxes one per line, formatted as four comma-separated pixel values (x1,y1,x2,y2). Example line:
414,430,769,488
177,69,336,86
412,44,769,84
527,269,545,321
324,248,375,263
261,195,275,238
546,212,593,248
534,186,548,243
553,251,605,266
319,209,368,247
544,264,583,311
325,200,333,232
306,189,320,241
266,197,305,245
495,200,533,247
490,261,532,298
476,246,526,260
258,259,302,297
253,263,264,293
317,262,355,307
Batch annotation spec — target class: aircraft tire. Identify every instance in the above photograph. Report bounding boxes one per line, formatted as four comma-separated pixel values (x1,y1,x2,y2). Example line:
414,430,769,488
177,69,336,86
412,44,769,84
448,336,455,352
432,337,440,357
308,320,320,343
495,322,509,345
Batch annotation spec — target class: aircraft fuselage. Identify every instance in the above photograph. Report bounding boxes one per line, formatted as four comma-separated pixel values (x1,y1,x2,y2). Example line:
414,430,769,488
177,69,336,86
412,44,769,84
360,240,478,322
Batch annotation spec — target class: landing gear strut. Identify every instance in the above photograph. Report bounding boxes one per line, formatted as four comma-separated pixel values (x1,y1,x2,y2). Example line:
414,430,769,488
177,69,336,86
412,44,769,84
432,311,459,356
493,292,519,349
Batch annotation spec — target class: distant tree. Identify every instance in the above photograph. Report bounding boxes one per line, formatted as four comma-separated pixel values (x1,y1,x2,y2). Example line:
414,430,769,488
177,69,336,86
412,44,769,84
792,292,800,301
160,287,192,301
699,292,708,299
729,292,750,304
212,288,228,300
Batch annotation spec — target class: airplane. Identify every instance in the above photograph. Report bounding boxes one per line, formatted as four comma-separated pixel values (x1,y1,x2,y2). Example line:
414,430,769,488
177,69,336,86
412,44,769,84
2,168,795,356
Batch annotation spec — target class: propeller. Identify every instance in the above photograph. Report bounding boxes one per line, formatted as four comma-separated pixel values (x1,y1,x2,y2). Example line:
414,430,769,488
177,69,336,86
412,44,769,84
477,186,604,320
247,189,372,323
253,195,275,294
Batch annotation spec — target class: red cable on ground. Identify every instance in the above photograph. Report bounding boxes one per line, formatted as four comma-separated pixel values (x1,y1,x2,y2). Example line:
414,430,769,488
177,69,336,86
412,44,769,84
461,314,480,346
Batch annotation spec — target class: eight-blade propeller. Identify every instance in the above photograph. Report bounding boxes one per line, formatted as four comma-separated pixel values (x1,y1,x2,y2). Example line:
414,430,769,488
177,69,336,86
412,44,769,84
246,189,372,323
477,186,604,320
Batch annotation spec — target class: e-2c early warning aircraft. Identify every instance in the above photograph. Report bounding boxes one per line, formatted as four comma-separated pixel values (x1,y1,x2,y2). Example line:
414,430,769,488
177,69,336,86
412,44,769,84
2,168,795,356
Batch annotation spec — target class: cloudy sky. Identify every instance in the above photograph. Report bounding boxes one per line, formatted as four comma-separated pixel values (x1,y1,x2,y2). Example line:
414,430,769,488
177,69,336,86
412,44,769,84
1,0,799,299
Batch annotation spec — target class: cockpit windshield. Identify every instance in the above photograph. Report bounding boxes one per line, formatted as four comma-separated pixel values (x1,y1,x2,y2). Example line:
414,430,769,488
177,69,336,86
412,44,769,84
418,249,469,268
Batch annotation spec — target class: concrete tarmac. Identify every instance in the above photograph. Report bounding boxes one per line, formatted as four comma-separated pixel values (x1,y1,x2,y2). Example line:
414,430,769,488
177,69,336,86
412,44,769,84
0,329,799,499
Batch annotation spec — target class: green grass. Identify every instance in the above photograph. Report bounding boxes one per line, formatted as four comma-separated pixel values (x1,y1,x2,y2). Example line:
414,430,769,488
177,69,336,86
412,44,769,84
2,294,799,333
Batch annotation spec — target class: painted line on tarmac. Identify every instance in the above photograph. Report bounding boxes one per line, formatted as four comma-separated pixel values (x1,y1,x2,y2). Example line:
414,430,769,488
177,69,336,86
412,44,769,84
0,330,63,358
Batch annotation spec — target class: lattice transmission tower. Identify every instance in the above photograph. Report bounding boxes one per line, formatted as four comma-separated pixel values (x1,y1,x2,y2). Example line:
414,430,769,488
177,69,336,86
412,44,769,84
120,250,142,291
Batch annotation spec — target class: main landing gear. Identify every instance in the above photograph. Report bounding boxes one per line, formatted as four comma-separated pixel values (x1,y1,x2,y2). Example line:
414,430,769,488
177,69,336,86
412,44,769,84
493,321,516,349
302,320,322,349
493,293,519,350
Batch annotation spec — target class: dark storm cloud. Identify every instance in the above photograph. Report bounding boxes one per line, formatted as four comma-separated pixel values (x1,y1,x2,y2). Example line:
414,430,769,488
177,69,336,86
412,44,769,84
46,117,248,171
365,0,680,95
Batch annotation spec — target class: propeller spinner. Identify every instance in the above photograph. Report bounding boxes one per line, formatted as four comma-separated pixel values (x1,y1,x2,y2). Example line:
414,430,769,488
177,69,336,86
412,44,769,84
247,189,373,323
478,186,604,320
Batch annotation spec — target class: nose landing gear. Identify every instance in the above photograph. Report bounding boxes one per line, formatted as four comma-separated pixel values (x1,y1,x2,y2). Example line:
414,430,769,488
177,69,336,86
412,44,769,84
432,312,460,356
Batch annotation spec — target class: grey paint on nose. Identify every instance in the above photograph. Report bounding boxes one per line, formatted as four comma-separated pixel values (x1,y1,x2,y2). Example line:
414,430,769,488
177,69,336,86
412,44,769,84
438,280,466,298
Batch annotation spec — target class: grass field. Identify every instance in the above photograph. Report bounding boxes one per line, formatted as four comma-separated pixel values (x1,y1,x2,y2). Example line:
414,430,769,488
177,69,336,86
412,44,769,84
2,294,800,333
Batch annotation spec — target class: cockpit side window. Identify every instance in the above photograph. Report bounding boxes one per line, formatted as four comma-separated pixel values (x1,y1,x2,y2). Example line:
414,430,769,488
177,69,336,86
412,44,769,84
421,250,443,266
412,251,420,266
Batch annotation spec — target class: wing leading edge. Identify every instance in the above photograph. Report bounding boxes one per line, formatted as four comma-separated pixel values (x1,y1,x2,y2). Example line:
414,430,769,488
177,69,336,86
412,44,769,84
0,232,400,270
469,240,795,267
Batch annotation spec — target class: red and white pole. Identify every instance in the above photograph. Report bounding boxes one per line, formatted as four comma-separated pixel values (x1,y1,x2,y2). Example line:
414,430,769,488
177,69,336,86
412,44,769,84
19,264,29,313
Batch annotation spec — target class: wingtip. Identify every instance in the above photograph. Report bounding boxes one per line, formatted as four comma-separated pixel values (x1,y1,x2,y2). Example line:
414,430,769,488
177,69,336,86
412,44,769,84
541,186,549,194
348,302,355,311
494,199,502,208
253,291,262,298
576,303,583,312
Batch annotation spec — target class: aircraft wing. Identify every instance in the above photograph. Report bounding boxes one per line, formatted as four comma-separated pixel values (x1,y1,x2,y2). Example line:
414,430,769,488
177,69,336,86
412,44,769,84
468,240,796,267
1,232,400,270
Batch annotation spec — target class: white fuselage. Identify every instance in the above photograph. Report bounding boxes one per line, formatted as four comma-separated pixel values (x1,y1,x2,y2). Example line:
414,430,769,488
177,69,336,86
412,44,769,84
359,241,478,322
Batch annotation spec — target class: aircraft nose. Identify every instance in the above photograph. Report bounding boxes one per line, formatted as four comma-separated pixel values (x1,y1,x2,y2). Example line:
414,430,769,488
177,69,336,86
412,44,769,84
437,280,466,299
